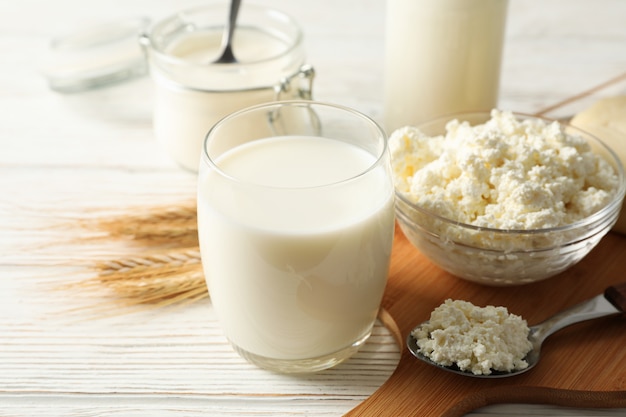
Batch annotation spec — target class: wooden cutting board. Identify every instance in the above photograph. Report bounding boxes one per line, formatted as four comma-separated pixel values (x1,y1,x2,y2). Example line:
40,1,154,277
346,224,626,417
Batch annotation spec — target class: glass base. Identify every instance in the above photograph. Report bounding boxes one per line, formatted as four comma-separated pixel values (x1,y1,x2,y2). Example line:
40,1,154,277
231,330,372,374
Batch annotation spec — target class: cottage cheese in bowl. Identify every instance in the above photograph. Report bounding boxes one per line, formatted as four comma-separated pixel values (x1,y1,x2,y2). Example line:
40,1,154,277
391,110,625,285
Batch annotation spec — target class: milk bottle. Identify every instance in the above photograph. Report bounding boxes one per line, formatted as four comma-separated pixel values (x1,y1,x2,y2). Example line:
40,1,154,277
384,0,509,132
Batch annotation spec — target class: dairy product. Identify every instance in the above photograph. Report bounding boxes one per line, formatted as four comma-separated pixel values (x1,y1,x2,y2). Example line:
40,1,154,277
151,27,305,171
413,299,532,375
144,5,309,172
571,96,626,234
390,110,620,230
383,0,508,132
197,136,395,363
390,110,623,285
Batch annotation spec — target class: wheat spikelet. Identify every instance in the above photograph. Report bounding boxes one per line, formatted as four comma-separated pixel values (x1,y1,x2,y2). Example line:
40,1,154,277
82,200,199,247
65,200,210,312
69,248,208,309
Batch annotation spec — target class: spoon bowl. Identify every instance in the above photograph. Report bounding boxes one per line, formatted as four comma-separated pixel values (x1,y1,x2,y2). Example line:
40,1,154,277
407,285,626,378
406,328,535,378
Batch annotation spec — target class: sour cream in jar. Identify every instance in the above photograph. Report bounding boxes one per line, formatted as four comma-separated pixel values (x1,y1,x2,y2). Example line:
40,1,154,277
142,4,312,171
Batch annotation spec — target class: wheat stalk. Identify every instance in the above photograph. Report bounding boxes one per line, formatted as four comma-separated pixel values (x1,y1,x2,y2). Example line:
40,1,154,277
65,200,210,312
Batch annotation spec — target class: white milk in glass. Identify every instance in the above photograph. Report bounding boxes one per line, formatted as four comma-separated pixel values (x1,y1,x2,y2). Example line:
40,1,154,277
197,136,395,363
384,0,509,132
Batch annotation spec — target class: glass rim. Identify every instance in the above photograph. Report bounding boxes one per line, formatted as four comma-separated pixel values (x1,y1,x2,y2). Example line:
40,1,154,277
201,100,389,190
145,3,304,69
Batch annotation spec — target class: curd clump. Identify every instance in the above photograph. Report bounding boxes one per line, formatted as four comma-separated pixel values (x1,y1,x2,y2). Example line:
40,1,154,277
390,109,620,230
413,299,532,375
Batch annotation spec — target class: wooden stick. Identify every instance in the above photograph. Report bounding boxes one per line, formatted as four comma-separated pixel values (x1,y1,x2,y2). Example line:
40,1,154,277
533,71,626,116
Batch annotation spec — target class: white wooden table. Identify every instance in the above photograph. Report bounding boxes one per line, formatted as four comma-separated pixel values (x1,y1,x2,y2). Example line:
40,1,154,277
2,0,625,415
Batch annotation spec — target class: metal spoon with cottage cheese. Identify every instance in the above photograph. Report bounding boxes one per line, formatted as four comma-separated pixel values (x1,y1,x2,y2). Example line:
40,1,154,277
407,284,626,378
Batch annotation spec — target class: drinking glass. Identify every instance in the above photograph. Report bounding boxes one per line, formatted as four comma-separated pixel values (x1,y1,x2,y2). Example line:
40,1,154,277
197,100,395,373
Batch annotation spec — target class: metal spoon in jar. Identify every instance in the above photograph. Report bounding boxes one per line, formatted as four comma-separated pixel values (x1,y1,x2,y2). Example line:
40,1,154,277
214,0,242,63
407,284,626,378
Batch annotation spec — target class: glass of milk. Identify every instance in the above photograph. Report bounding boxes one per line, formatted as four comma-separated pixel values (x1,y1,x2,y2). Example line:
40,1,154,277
141,4,314,172
383,0,509,133
197,100,396,373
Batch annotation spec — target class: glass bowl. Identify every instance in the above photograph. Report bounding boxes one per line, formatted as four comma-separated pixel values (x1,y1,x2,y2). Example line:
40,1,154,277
392,111,626,285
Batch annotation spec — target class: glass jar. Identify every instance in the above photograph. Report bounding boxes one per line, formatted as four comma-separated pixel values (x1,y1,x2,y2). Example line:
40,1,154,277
141,3,314,171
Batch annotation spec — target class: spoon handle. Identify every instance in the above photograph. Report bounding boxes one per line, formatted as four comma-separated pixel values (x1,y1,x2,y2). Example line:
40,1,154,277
225,0,241,47
605,282,626,312
532,284,625,343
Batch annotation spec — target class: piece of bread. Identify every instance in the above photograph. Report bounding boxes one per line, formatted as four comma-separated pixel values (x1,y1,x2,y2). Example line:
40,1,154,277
571,96,626,234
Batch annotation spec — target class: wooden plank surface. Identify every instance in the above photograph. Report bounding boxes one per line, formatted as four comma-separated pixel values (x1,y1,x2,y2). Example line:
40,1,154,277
2,0,626,415
347,225,626,416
